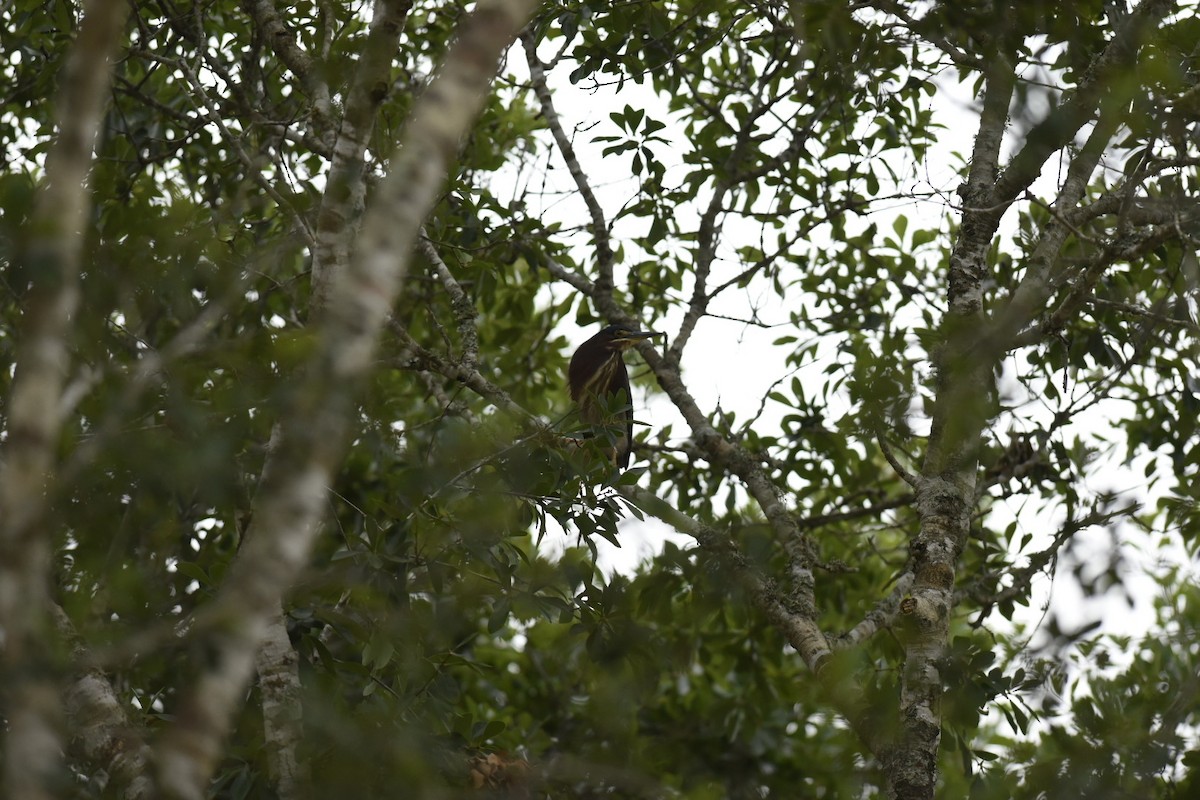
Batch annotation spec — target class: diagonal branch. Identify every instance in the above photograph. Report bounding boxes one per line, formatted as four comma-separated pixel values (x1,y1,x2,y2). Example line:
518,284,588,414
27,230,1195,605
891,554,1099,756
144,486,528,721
150,3,539,797
835,571,914,649
1010,220,1182,349
420,229,480,369
240,0,333,140
990,103,1125,349
961,503,1139,623
990,0,1175,209
612,486,888,758
575,290,831,667
389,319,539,424
617,486,829,669
522,32,614,292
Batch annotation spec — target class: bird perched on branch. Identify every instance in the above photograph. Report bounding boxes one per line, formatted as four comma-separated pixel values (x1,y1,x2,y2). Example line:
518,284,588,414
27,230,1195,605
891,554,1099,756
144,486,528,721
568,324,662,469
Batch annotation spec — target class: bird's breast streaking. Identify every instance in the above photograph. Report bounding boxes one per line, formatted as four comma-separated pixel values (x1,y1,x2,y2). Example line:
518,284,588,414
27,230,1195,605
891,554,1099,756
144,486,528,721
567,324,662,468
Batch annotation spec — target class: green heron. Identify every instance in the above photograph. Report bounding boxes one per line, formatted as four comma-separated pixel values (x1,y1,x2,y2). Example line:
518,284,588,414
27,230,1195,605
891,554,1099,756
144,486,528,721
568,324,662,468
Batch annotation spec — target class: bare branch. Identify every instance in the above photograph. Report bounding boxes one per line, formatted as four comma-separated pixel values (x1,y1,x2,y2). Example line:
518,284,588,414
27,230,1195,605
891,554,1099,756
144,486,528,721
671,57,796,359
389,319,539,425
540,253,596,296
1085,295,1199,332
795,494,916,533
835,571,915,649
869,1,983,69
522,32,614,291
877,433,919,489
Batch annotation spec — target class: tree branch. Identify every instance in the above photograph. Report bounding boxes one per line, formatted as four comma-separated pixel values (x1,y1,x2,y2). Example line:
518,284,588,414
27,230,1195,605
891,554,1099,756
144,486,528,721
990,51,1142,351
1010,220,1182,348
990,0,1175,209
240,0,333,141
310,0,415,307
835,571,915,649
671,56,796,359
522,32,614,292
150,3,539,796
420,229,480,369
617,486,830,672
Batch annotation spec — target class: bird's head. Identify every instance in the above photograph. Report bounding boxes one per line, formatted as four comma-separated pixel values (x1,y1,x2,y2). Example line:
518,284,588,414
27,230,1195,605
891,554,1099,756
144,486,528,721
595,323,663,352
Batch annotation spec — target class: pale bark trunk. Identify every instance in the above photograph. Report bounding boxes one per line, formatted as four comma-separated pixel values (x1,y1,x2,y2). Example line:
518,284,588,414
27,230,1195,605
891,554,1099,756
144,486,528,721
0,2,130,797
256,604,308,800
150,2,541,797
251,3,415,795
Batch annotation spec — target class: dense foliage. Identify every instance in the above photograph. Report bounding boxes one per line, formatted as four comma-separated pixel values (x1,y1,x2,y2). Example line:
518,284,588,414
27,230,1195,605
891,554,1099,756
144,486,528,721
1,0,1198,798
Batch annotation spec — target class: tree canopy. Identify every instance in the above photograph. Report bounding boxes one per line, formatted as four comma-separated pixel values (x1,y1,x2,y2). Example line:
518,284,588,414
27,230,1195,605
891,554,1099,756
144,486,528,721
2,0,1199,798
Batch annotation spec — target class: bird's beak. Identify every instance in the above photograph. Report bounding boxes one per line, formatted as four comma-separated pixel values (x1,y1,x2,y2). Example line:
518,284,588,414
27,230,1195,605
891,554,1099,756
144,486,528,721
614,330,664,347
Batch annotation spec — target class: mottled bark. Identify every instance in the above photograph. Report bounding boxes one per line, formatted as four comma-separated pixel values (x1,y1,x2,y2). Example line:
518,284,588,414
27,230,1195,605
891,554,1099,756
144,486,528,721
256,604,308,800
310,0,415,309
150,1,540,797
56,606,155,800
888,3,1177,798
0,1,130,797
251,4,414,793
